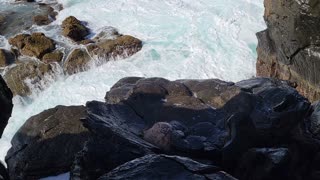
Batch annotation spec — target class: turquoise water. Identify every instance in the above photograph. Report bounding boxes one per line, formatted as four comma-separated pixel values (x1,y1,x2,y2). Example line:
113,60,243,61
0,0,266,176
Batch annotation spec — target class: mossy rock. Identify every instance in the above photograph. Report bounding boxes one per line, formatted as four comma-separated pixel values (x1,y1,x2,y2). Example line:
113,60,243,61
42,51,64,63
62,16,89,42
64,48,91,75
4,60,53,96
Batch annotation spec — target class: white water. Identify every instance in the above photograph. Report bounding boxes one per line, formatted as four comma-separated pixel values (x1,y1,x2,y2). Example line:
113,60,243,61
0,0,265,174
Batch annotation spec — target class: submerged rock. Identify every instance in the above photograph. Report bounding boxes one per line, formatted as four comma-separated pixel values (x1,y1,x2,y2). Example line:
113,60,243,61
6,105,90,180
3,60,54,96
256,0,320,102
62,16,89,42
32,15,51,26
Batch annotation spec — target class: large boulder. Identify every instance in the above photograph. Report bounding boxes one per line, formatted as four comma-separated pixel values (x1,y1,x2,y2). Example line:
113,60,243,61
256,0,320,102
70,77,311,179
99,154,236,180
9,33,55,59
3,60,54,96
61,16,89,42
6,105,90,180
0,75,13,137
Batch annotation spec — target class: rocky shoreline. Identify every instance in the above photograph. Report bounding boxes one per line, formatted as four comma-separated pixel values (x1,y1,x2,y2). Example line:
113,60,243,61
0,0,320,180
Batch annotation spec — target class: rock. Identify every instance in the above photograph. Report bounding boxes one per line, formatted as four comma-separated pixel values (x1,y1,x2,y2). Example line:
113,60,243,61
9,33,55,59
0,49,15,67
99,154,236,180
42,51,63,64
235,148,291,180
310,101,320,138
3,60,54,96
0,75,13,137
72,77,310,179
32,15,51,26
61,16,89,42
0,162,9,180
6,105,90,180
256,0,320,102
87,35,142,59
64,48,91,75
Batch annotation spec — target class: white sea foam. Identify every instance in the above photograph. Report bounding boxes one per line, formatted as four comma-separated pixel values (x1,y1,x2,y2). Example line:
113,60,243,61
0,0,265,178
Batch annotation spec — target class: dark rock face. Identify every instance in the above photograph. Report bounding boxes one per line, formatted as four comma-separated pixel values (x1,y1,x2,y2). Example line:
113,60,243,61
5,105,90,180
256,0,320,102
99,154,236,180
69,77,315,180
0,75,13,137
0,49,15,67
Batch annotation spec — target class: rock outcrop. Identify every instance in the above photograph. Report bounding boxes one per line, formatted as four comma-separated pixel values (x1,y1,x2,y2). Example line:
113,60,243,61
0,49,15,68
9,33,55,59
62,16,89,42
6,105,90,180
257,0,320,102
0,75,13,137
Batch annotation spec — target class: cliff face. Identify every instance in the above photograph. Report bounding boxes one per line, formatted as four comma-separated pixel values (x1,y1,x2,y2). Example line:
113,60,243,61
257,0,320,102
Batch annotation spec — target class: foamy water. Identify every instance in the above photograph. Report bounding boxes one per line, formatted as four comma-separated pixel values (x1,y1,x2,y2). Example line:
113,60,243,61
0,0,265,176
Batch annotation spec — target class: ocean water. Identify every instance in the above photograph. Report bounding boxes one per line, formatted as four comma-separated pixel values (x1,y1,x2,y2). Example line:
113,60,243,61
0,0,265,178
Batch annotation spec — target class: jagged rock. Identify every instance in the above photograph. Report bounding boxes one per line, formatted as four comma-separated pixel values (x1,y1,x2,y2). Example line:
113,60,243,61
0,49,15,67
0,75,13,137
87,35,142,59
257,0,320,102
42,51,63,64
33,15,51,26
9,33,55,59
61,16,89,42
64,48,91,75
99,154,236,180
70,77,310,179
6,105,90,180
235,148,291,180
3,60,54,96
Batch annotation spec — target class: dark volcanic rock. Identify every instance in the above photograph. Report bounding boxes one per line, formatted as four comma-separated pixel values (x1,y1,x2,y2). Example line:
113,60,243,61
0,75,13,137
62,16,89,42
70,77,311,179
99,154,236,180
256,0,320,102
6,105,90,180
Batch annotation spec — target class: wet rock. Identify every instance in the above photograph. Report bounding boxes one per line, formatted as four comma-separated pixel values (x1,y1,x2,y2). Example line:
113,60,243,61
6,105,90,180
310,101,320,138
144,122,173,151
32,15,51,26
0,75,13,137
256,0,320,102
99,154,236,180
64,48,91,75
9,33,55,59
87,35,142,59
62,16,89,42
42,51,63,64
3,60,54,96
0,49,15,67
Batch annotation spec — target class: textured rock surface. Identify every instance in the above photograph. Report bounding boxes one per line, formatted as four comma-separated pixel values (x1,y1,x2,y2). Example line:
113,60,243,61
99,154,236,180
61,16,89,42
257,0,320,102
69,77,315,180
0,49,15,67
0,75,13,137
3,60,54,96
42,51,64,64
64,48,91,75
9,33,55,59
6,105,90,180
